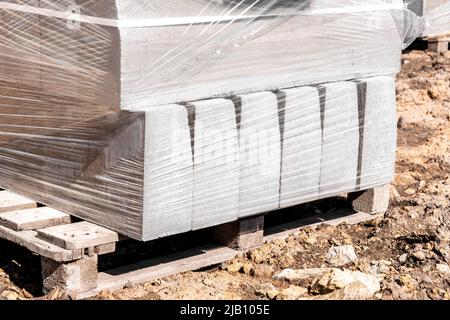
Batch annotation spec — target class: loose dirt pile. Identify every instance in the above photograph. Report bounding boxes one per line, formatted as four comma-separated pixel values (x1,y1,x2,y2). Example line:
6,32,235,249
1,50,449,300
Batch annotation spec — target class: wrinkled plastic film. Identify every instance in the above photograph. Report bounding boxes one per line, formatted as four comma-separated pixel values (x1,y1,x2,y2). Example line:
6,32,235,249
0,0,441,240
422,1,450,36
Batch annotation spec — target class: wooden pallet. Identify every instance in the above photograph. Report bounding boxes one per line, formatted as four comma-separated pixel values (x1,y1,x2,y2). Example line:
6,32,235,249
0,186,388,299
425,34,450,53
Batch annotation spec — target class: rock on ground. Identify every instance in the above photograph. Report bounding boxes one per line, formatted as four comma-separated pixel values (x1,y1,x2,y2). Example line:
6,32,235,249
326,245,358,267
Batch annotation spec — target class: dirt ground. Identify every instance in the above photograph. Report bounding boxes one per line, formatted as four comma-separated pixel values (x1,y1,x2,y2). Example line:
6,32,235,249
1,50,449,300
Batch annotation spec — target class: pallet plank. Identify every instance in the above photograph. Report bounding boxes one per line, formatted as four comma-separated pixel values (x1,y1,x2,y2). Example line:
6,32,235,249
95,243,116,255
37,221,119,250
89,244,239,295
0,225,81,262
264,210,381,242
0,191,37,213
0,207,70,231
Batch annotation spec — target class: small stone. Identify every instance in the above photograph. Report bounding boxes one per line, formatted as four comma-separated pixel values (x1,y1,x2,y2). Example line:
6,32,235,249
253,264,275,278
1,290,19,300
266,290,280,300
369,260,392,274
242,263,254,275
326,245,358,267
254,283,277,298
277,285,308,300
374,293,383,300
273,268,331,282
398,274,416,288
436,264,450,274
398,253,408,264
404,188,416,195
248,250,265,264
421,276,433,284
311,269,381,295
412,251,426,261
46,288,61,300
419,181,426,188
310,282,375,300
226,262,243,273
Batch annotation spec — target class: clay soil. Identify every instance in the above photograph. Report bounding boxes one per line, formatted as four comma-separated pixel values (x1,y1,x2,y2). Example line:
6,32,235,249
0,50,449,300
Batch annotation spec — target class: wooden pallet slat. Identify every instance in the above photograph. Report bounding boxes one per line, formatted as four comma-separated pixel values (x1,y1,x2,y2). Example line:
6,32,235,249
0,207,71,231
88,244,239,297
0,225,82,262
37,221,119,250
0,190,37,213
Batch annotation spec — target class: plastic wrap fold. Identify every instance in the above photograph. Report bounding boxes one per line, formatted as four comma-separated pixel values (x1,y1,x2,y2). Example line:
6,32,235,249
0,0,442,240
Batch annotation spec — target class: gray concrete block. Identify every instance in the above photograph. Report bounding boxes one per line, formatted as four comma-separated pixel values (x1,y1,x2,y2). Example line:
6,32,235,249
235,92,281,217
359,76,397,189
190,99,239,230
143,105,193,239
320,82,360,198
279,87,322,207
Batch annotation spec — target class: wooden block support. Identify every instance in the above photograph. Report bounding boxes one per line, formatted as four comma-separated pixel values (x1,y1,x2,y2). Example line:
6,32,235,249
428,39,448,53
41,255,98,295
349,185,390,215
214,215,264,251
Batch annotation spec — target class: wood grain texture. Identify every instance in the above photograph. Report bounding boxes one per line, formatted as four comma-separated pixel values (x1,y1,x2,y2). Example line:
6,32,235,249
0,207,70,231
37,221,119,250
0,191,37,213
0,225,82,262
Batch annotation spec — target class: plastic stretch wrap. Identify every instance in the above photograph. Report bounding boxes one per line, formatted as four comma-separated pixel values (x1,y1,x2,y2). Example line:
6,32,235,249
406,0,450,36
0,1,440,240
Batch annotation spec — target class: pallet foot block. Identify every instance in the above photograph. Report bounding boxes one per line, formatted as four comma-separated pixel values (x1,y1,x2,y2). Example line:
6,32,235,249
428,39,449,53
234,92,280,218
41,255,98,295
319,82,360,198
189,99,239,230
214,215,264,251
279,87,322,207
349,185,390,215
